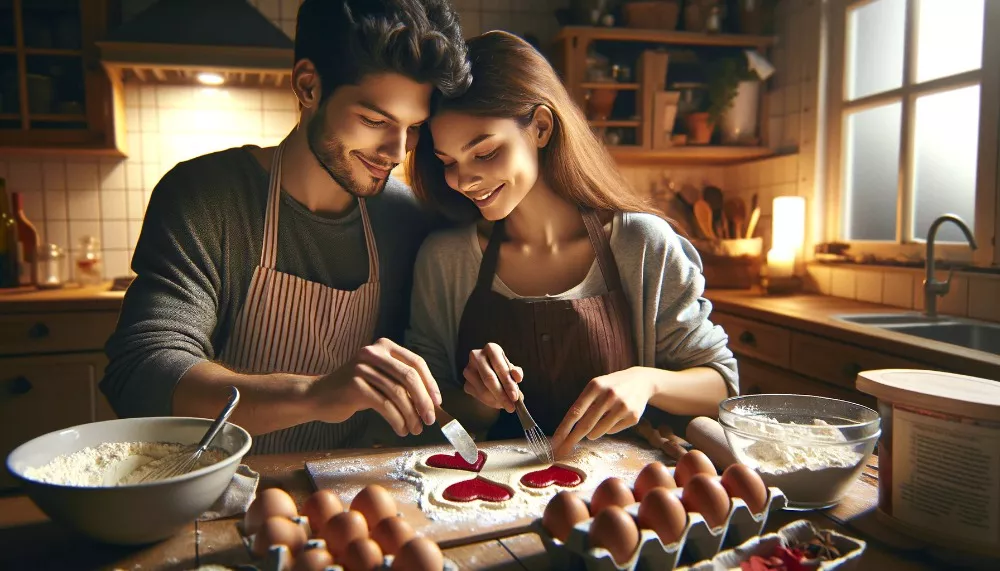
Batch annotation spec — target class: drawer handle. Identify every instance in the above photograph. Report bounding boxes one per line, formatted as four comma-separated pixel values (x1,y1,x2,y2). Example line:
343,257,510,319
738,331,756,346
843,362,863,379
7,376,32,396
28,322,50,338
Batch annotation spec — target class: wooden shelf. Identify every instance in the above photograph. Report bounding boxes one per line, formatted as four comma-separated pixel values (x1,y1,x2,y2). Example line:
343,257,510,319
31,114,87,122
0,46,83,56
609,145,774,165
0,113,19,120
25,48,83,57
581,82,640,90
556,26,776,48
590,120,642,127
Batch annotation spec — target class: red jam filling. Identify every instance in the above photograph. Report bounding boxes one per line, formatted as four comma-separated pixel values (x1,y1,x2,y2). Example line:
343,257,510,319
443,477,513,502
520,465,584,488
426,450,487,472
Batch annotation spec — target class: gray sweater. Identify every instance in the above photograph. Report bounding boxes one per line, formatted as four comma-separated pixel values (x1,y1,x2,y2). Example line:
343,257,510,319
101,147,437,419
404,212,739,421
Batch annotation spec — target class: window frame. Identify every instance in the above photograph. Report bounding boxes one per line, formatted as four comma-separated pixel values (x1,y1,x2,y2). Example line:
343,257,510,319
824,0,1000,267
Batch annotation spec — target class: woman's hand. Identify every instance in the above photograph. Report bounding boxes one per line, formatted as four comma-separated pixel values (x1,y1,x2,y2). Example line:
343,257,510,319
551,367,654,457
462,342,524,413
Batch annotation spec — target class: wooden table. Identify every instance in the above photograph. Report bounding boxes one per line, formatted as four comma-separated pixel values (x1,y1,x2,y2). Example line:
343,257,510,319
0,443,943,570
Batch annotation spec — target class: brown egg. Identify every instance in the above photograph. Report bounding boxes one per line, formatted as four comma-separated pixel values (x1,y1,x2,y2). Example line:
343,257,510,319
252,516,308,558
393,537,444,571
343,538,383,571
245,487,299,535
302,490,344,536
680,474,732,528
637,488,688,545
721,464,769,514
633,461,677,500
588,505,640,565
351,484,397,526
321,510,369,559
542,491,590,542
371,516,416,556
673,450,717,487
292,545,334,571
589,477,636,515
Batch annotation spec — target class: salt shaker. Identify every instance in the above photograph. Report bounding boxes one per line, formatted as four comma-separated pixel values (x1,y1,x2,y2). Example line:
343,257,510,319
36,243,66,289
75,236,102,286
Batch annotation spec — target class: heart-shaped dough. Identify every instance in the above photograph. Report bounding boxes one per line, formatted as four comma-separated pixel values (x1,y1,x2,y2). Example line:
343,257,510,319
443,477,513,503
519,465,584,489
426,450,487,473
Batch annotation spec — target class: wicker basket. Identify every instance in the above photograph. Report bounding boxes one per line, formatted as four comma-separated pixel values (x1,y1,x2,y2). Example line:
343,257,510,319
622,1,681,30
694,238,763,290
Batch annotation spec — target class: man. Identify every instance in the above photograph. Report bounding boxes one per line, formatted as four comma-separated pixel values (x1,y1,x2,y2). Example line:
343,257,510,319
100,0,472,454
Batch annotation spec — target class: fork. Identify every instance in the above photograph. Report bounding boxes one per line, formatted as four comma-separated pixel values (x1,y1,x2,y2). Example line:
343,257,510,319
514,395,554,465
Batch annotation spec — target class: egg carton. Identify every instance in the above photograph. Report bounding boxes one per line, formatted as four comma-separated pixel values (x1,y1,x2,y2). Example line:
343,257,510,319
532,486,788,571
239,516,459,571
683,519,867,571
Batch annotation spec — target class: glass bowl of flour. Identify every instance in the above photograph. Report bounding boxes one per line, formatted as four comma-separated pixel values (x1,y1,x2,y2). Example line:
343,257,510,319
6,416,252,545
718,394,881,510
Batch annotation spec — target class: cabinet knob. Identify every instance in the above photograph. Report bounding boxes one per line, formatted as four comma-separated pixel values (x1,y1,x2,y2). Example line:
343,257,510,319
738,330,756,346
7,376,32,396
28,322,50,338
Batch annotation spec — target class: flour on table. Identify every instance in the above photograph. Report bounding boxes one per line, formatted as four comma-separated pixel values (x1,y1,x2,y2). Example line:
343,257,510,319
22,441,227,487
389,440,659,524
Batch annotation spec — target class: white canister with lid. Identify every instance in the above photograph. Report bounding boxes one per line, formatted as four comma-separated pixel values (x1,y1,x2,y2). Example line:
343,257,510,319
857,369,1000,558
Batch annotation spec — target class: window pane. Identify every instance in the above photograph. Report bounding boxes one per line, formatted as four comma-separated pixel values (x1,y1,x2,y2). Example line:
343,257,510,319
915,0,984,83
843,102,902,241
847,0,906,100
912,85,980,242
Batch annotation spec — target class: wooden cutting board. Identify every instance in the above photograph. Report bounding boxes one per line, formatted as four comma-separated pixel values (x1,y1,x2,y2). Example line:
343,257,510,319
305,438,665,546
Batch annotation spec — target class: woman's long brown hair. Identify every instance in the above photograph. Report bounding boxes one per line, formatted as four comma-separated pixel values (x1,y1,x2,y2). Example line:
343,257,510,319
407,30,668,225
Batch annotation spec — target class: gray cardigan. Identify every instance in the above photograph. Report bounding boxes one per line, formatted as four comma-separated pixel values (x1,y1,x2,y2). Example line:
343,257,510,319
404,212,739,404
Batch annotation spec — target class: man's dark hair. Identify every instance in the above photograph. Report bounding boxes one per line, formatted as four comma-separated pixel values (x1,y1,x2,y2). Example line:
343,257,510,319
294,0,472,102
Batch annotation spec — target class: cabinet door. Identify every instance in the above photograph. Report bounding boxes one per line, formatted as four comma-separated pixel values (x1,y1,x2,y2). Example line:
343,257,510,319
0,354,99,489
789,332,934,390
737,355,878,411
713,311,792,368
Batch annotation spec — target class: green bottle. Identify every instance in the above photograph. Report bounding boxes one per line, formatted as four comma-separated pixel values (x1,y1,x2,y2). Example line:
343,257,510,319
0,177,20,288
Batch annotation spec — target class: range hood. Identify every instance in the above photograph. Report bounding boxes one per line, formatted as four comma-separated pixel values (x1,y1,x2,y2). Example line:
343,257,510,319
97,0,294,88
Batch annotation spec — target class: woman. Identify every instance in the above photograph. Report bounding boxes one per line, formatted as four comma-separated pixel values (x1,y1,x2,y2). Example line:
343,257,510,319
405,31,737,458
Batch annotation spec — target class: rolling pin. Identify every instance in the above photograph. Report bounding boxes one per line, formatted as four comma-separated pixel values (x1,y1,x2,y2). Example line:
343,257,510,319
685,416,739,472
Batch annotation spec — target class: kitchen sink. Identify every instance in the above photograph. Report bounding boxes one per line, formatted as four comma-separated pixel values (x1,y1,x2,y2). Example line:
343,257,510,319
834,313,1000,356
888,323,1000,355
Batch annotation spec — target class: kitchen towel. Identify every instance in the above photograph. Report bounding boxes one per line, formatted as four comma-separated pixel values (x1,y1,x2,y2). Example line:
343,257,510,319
199,464,260,521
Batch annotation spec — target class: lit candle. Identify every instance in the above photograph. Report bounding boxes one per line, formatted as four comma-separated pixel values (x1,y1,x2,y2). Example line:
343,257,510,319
767,247,795,278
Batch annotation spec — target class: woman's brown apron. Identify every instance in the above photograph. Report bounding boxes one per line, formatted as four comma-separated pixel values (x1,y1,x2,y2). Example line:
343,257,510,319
454,210,638,439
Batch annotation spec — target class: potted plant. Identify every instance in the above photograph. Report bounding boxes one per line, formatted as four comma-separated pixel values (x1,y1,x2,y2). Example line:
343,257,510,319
707,55,761,145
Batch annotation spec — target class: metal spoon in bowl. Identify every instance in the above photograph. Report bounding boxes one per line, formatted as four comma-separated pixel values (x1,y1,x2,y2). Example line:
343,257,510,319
119,387,240,485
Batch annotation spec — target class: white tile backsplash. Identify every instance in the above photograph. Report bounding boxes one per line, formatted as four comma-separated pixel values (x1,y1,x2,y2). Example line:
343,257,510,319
101,190,127,220
881,271,914,309
68,191,100,220
102,220,129,250
854,270,883,304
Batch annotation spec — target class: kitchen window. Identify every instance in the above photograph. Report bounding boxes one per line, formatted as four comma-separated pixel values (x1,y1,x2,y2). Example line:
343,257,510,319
824,0,1000,266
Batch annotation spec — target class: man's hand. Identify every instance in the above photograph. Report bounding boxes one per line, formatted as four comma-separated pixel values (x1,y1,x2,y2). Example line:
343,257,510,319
310,338,442,437
551,367,653,458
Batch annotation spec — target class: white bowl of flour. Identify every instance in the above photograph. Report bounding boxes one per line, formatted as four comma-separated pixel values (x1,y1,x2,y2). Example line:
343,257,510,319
6,417,252,545
718,394,880,510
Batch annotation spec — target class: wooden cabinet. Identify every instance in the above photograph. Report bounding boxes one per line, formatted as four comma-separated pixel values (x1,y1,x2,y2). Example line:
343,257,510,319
550,26,775,165
712,308,937,409
0,0,125,155
0,303,119,489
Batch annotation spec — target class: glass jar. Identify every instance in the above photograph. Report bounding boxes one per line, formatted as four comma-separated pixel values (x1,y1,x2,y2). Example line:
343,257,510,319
37,243,66,289
75,236,102,286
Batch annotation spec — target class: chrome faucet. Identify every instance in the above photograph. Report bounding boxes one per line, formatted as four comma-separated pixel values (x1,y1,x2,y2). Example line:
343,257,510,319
924,214,977,319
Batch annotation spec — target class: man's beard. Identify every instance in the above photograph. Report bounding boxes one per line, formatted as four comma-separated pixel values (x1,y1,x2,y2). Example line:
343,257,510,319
306,109,390,198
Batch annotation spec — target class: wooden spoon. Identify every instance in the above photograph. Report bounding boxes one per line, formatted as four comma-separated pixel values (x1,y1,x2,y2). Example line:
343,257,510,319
745,206,761,239
693,199,716,240
723,198,747,239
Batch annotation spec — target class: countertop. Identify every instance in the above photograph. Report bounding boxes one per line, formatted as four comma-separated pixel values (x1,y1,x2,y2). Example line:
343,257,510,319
3,283,998,378
0,442,942,571
0,283,125,313
704,289,1000,379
